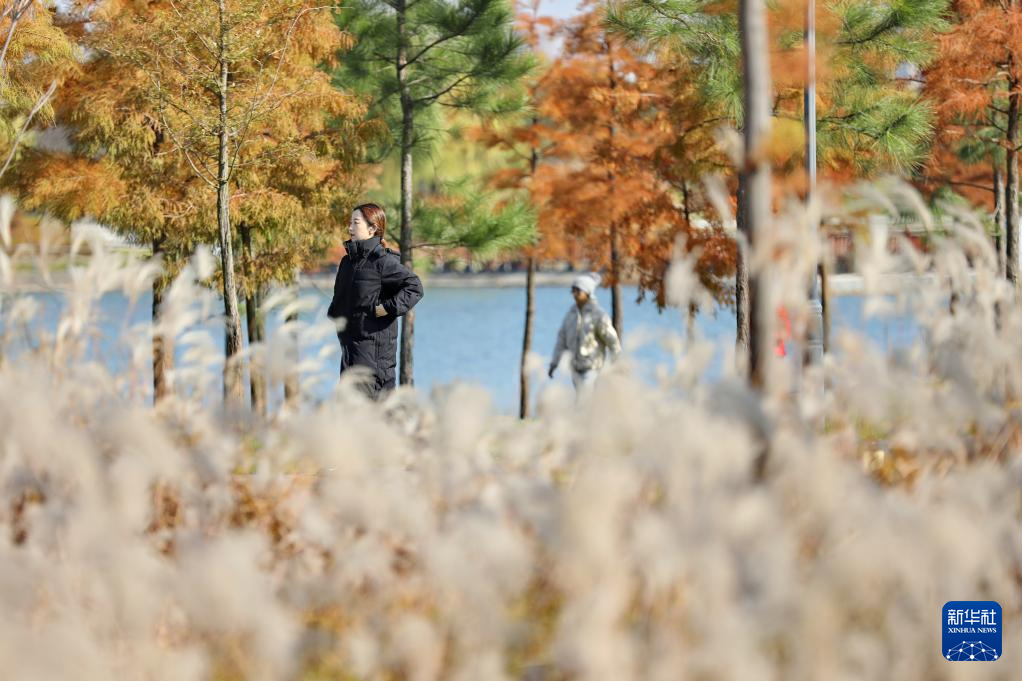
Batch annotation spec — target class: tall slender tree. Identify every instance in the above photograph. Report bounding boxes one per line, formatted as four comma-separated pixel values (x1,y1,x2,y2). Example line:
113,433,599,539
473,0,555,419
534,5,636,331
740,0,774,391
336,0,532,386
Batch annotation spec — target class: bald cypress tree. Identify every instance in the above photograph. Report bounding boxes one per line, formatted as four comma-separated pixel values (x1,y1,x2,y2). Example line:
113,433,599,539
13,1,372,409
924,0,1022,284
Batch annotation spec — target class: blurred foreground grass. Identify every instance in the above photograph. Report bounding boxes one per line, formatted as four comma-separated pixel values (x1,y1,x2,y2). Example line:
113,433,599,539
0,190,1019,680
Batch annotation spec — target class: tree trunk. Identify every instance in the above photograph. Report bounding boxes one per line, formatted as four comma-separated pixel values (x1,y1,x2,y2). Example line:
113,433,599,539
740,0,774,393
152,238,172,403
1006,75,1019,287
241,225,266,417
681,180,691,225
995,162,1006,278
244,287,266,416
603,36,623,337
217,0,244,404
682,182,697,345
519,256,536,419
397,0,415,386
610,223,623,336
820,262,830,353
284,306,300,406
735,174,750,368
687,302,698,345
518,115,543,420
519,123,541,420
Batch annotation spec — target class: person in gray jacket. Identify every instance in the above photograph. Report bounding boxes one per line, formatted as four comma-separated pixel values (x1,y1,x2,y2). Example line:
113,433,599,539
548,273,621,394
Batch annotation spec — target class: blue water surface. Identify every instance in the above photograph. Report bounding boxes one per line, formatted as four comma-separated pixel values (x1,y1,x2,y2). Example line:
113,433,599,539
1,283,920,413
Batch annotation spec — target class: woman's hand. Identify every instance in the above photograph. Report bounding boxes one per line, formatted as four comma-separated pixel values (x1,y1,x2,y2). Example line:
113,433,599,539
374,304,388,318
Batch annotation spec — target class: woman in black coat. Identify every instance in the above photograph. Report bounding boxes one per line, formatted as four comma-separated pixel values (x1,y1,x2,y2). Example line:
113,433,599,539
327,203,423,397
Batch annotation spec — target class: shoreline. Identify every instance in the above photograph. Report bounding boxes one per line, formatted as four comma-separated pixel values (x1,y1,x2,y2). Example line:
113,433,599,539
302,271,921,297
4,267,925,297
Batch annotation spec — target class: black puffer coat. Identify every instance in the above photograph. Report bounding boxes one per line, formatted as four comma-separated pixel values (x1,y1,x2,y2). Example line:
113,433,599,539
327,236,424,396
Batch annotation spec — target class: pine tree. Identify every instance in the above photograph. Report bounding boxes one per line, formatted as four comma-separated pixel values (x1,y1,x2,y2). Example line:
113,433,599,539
336,0,533,386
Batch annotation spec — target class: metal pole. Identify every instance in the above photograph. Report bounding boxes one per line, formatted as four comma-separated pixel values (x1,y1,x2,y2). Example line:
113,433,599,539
805,0,825,369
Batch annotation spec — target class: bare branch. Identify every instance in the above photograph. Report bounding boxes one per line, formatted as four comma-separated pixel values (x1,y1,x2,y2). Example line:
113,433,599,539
156,104,218,187
403,13,481,71
229,5,338,171
917,177,995,194
414,72,474,105
227,83,311,170
136,63,219,138
0,77,57,179
178,141,219,187
0,0,34,75
167,0,220,62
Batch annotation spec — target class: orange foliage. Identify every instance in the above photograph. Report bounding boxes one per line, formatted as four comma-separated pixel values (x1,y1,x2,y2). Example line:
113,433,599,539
472,0,562,260
921,0,1022,209
10,2,204,269
523,3,734,306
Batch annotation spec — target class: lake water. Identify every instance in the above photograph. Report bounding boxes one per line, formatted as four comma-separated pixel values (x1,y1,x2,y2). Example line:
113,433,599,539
2,284,920,413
